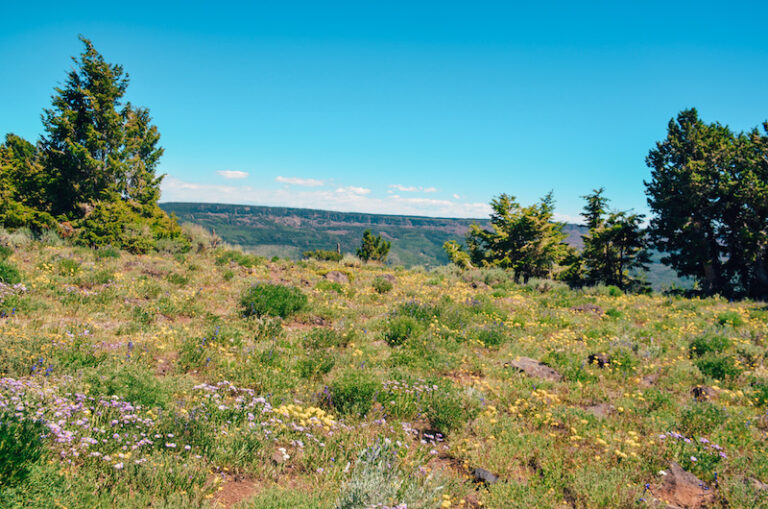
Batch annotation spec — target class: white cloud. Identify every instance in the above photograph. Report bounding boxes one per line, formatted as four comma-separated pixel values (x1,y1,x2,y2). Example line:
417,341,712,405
275,176,325,187
217,170,249,179
390,184,439,193
160,176,490,218
453,193,461,200
336,186,371,195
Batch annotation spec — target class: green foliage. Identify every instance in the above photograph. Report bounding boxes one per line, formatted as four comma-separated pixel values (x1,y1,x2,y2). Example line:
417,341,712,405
329,370,380,417
425,387,480,435
717,311,744,327
302,328,350,349
442,239,473,269
83,364,170,409
316,279,344,294
357,230,391,262
240,283,308,318
566,188,650,291
94,246,120,259
646,109,768,299
0,414,47,488
695,355,742,380
215,249,263,268
466,193,568,283
384,316,421,346
372,276,393,294
0,245,12,260
689,335,731,358
303,249,342,262
0,260,21,284
296,352,335,379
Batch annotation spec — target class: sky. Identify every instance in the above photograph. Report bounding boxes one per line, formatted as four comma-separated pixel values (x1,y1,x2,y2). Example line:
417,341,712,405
1,1,767,221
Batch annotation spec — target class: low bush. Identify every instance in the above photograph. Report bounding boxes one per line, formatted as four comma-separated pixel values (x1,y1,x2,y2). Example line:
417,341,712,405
0,414,47,488
296,352,335,379
303,249,342,262
717,311,744,327
0,260,21,284
372,276,393,294
329,370,380,417
215,249,264,268
689,335,731,358
316,280,343,294
303,328,349,349
240,283,308,318
384,316,421,346
695,355,742,381
425,387,480,435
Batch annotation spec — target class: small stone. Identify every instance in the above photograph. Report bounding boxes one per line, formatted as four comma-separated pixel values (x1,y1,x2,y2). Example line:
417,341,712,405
505,357,562,382
471,467,499,485
588,353,610,368
585,403,615,418
691,386,716,402
324,271,349,284
649,461,716,509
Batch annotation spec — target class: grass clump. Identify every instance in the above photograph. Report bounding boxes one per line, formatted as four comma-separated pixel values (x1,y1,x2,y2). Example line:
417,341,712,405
689,335,731,358
215,249,263,268
0,415,47,488
240,283,308,318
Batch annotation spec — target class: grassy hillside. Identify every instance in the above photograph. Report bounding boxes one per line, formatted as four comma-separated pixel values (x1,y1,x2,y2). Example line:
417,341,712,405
0,236,766,508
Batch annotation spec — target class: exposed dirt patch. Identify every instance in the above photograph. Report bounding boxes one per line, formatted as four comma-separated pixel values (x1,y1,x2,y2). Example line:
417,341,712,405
212,475,259,508
155,351,179,376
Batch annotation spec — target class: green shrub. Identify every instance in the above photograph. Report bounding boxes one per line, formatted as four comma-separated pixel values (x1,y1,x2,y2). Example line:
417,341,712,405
57,258,81,276
215,249,263,268
677,402,729,436
425,387,480,435
303,249,342,262
0,414,47,488
384,316,421,347
717,311,744,327
0,245,12,260
83,364,170,408
604,308,623,318
751,380,768,407
223,269,234,281
0,260,21,284
329,370,379,417
372,276,393,294
316,279,343,294
396,300,440,323
689,335,731,358
695,355,742,381
474,323,507,348
94,246,120,259
240,283,308,318
296,352,335,379
166,272,189,286
303,328,349,349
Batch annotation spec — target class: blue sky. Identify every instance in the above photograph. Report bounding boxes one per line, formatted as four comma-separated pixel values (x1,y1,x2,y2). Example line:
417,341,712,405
2,1,767,220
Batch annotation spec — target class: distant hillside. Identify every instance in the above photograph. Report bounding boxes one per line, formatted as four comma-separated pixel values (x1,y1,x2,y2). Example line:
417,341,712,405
161,202,686,289
161,202,585,267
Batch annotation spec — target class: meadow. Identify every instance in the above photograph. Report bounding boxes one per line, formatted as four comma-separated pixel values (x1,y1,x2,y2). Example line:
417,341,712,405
0,231,767,508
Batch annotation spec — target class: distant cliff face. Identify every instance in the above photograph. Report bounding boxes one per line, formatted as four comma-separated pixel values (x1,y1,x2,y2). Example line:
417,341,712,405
161,202,587,267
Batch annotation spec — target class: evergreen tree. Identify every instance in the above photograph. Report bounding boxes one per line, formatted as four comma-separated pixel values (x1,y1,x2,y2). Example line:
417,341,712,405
645,109,768,298
466,193,568,282
577,188,650,290
40,36,164,216
357,230,391,262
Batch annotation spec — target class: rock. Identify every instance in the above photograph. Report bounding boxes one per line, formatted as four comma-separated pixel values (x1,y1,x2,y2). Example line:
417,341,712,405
571,303,604,314
471,467,499,485
746,477,768,492
505,357,562,382
588,353,610,368
471,281,490,290
584,403,615,419
641,373,659,388
652,462,716,509
324,271,349,284
378,274,396,283
691,386,716,402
